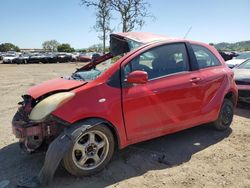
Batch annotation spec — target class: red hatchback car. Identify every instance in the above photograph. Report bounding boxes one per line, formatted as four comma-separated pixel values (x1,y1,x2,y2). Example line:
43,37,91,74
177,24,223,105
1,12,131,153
12,32,237,177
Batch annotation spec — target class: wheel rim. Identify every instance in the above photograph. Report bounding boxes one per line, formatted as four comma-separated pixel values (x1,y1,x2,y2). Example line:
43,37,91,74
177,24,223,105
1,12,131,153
72,130,109,170
221,104,233,125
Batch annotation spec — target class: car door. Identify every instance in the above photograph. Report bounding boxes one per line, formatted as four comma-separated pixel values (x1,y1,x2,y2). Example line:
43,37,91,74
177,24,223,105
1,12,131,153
191,44,227,122
121,43,205,141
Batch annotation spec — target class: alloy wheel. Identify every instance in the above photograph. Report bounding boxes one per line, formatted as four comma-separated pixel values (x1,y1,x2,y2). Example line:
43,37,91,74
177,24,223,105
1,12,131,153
72,130,109,170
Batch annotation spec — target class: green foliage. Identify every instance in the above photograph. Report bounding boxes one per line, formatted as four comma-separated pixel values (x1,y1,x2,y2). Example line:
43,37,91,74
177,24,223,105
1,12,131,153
0,43,20,52
77,49,87,53
87,44,102,52
42,40,60,52
214,41,250,51
57,43,75,52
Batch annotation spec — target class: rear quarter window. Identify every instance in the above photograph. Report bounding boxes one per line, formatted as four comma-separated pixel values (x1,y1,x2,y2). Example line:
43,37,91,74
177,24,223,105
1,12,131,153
192,44,221,69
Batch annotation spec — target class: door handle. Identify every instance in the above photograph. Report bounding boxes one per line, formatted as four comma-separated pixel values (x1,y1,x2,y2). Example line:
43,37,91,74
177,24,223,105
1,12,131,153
153,90,159,94
190,77,201,83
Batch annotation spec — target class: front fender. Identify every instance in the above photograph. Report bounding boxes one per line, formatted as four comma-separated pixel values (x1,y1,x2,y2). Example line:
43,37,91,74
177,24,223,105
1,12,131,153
52,82,127,148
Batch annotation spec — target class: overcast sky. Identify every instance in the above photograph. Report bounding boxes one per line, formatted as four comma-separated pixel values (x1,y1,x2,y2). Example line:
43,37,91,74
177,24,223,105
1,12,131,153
1,0,250,49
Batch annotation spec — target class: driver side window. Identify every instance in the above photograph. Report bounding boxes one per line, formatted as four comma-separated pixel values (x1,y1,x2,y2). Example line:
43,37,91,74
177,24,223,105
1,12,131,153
124,43,189,80
123,51,155,76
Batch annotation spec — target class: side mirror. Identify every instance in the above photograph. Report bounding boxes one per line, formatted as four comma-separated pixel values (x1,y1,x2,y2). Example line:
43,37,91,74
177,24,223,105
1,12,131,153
127,70,148,84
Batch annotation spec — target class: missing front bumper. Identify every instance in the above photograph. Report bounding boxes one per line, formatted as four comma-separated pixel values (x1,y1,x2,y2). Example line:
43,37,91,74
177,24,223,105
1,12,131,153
12,108,66,152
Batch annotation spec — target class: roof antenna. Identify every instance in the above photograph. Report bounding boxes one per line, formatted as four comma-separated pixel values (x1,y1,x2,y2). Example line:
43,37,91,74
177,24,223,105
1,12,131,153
184,26,192,39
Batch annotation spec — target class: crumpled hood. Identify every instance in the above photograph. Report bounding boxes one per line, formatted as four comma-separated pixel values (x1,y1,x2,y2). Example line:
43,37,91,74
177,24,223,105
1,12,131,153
28,78,86,99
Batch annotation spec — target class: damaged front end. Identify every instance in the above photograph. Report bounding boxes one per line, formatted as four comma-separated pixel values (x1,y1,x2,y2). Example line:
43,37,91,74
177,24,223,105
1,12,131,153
12,94,71,153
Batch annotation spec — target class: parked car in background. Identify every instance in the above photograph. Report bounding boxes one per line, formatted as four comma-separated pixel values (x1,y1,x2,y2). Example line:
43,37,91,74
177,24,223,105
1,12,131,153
56,53,72,63
2,53,19,64
71,52,80,62
1,51,103,64
226,51,250,68
43,53,57,63
12,32,237,179
233,59,250,103
0,52,4,61
27,53,46,64
77,53,91,62
13,54,30,64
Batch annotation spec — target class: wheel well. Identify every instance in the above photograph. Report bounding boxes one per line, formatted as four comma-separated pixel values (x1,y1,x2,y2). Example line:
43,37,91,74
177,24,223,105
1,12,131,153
224,91,237,106
101,122,119,149
72,118,120,149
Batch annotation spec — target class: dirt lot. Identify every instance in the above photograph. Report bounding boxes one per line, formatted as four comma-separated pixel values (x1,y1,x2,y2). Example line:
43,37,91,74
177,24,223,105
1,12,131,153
0,63,249,188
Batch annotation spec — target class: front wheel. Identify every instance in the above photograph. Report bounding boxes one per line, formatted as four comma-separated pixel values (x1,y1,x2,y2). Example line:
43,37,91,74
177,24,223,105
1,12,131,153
212,99,234,131
63,125,114,176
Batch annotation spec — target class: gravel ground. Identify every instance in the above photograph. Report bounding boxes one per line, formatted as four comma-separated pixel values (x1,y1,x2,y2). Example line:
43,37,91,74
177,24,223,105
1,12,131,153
0,63,249,188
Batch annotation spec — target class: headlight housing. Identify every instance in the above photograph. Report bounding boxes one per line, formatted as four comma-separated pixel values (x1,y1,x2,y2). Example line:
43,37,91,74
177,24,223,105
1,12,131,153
29,92,75,122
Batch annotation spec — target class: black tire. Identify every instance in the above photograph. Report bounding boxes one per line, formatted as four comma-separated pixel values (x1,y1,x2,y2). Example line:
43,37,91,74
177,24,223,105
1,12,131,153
212,99,234,131
63,125,114,176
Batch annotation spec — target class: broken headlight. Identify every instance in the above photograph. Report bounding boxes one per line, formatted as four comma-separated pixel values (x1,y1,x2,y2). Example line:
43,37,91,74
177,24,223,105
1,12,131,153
29,92,75,122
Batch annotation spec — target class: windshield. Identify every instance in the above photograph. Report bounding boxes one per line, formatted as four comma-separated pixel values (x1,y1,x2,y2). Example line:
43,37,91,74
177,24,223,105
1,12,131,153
70,59,113,81
235,52,250,59
69,36,144,82
5,54,16,57
127,39,143,51
237,59,250,69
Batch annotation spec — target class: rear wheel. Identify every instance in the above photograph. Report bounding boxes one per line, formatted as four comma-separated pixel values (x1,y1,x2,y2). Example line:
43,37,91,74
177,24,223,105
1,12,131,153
212,99,234,131
63,125,114,176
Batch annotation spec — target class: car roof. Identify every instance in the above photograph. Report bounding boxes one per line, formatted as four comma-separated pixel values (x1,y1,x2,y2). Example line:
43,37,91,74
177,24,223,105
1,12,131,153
111,32,178,44
111,32,213,48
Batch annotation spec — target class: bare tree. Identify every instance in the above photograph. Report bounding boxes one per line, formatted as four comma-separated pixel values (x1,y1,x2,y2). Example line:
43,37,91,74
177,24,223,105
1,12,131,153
81,0,112,54
110,0,152,32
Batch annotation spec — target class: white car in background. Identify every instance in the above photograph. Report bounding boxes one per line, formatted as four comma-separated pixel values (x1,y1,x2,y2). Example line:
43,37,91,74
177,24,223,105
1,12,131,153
0,52,4,61
226,52,250,68
71,52,80,61
2,54,19,64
